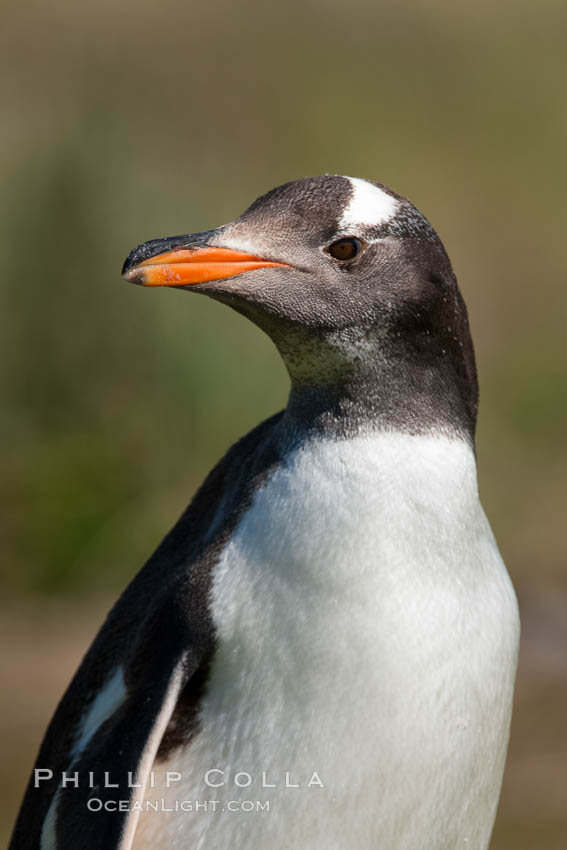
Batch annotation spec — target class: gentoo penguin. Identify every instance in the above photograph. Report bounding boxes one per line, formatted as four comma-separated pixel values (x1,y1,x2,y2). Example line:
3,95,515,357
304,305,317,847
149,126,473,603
10,176,519,850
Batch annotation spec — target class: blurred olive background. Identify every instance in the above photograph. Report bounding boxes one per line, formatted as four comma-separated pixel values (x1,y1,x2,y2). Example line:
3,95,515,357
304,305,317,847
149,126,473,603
1,0,566,845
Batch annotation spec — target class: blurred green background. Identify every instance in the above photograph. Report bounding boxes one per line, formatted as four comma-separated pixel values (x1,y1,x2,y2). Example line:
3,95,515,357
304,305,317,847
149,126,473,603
1,0,566,845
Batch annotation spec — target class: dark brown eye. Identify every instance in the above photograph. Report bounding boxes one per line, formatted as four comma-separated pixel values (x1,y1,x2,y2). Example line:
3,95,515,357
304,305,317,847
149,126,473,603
324,237,362,262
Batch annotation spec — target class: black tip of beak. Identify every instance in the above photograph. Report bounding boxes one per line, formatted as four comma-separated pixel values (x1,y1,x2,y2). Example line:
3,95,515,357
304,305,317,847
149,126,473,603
121,229,219,276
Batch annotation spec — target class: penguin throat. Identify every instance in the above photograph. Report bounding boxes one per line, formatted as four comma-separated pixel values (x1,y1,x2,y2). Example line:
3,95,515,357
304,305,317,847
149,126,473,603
273,327,476,442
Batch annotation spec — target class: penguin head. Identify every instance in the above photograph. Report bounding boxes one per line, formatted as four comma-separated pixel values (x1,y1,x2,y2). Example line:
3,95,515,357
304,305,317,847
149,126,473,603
123,176,478,435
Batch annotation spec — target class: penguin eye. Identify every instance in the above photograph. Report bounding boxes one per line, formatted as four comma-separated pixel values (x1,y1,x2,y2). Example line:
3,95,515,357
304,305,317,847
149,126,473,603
324,237,363,262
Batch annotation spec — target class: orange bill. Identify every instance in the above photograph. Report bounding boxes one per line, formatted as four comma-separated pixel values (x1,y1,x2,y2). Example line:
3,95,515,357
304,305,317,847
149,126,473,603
123,246,288,286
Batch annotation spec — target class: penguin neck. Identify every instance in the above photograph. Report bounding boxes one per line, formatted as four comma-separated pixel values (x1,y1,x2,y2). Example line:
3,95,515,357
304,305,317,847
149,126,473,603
273,326,477,444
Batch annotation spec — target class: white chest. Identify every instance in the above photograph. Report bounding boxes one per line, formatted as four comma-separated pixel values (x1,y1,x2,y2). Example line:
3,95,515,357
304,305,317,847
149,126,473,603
134,433,519,850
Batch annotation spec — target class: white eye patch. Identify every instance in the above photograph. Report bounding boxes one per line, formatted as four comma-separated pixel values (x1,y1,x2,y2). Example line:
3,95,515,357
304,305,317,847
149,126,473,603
339,177,399,233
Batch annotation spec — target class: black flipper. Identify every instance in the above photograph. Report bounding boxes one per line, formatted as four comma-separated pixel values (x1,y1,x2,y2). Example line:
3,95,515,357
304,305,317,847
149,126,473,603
9,412,284,850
